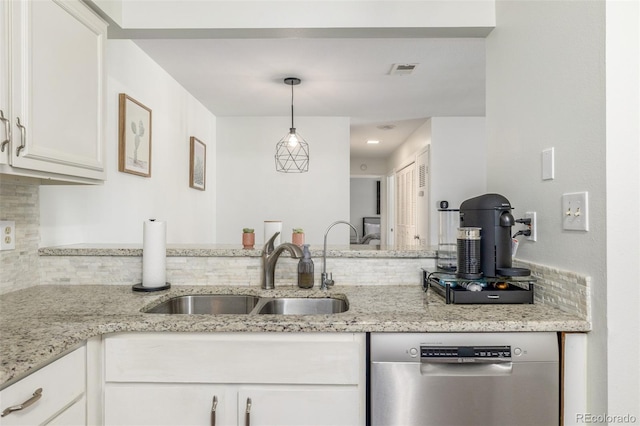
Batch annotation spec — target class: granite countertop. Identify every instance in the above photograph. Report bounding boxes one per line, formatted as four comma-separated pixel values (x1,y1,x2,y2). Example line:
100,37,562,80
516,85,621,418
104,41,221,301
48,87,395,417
0,284,590,388
38,243,437,258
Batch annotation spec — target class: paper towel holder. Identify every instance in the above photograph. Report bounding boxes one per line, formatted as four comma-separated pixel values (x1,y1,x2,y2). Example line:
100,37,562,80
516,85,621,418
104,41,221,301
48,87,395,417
132,282,171,292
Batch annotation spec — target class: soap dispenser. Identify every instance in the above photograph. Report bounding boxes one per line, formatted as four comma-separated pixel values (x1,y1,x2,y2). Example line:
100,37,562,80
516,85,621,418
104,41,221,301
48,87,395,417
297,244,314,289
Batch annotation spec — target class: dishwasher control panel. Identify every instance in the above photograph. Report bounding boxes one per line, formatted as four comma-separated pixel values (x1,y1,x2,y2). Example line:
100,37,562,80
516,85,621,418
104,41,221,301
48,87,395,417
421,345,511,362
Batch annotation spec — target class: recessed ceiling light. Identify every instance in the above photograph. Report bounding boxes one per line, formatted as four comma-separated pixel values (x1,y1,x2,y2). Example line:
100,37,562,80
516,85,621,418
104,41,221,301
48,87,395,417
367,140,380,145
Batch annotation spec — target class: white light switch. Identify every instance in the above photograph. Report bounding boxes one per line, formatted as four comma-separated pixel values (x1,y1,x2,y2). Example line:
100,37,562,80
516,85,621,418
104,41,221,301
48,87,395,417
542,148,554,180
0,220,15,250
562,192,589,231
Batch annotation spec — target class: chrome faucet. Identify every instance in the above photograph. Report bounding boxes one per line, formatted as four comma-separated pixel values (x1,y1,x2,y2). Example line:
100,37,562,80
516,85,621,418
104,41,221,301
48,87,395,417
321,220,359,290
261,232,304,289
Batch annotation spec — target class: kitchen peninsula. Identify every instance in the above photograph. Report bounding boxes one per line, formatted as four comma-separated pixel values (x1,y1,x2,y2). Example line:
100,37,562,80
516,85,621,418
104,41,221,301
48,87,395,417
0,243,591,425
1,283,589,388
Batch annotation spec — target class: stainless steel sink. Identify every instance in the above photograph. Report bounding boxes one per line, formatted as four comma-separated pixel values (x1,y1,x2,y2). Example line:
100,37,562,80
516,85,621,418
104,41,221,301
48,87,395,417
145,294,259,314
255,297,348,315
144,294,348,315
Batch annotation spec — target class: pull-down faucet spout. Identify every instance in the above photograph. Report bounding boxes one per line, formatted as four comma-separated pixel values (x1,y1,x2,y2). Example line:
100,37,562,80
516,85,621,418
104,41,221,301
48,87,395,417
321,221,359,290
261,232,303,289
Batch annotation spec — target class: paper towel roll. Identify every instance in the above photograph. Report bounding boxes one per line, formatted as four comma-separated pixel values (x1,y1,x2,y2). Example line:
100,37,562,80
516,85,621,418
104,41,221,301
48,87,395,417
264,220,282,246
142,219,167,288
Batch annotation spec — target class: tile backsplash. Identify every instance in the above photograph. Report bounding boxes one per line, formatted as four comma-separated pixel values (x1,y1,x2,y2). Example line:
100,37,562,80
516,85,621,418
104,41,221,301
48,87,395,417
0,176,40,294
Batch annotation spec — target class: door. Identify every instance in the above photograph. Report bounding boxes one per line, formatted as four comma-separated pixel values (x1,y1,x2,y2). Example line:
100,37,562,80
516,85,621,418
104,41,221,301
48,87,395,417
386,173,395,246
415,147,430,247
395,162,417,247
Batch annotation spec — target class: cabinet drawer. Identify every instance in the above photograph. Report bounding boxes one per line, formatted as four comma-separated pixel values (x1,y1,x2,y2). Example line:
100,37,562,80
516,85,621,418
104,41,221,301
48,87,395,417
105,333,363,385
0,346,86,426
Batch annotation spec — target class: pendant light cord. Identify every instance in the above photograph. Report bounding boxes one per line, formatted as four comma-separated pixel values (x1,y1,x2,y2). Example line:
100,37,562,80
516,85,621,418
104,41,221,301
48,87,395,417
290,82,295,130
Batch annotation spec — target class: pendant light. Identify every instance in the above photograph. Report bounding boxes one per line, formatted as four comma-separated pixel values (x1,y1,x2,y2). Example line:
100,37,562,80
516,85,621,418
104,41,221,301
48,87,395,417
275,77,309,173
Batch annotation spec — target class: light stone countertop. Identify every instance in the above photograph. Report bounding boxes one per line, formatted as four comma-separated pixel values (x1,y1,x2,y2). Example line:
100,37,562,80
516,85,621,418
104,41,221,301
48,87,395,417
0,284,590,388
38,243,437,258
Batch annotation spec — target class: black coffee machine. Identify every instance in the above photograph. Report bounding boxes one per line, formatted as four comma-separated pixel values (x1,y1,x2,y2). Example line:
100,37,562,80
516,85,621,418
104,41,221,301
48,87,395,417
459,193,530,278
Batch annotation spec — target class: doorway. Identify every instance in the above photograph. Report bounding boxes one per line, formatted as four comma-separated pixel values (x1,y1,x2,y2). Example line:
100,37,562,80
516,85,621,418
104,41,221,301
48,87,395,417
391,147,430,248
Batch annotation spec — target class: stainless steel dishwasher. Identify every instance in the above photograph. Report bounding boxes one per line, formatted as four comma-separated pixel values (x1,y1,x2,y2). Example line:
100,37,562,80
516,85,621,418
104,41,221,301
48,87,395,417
370,332,559,426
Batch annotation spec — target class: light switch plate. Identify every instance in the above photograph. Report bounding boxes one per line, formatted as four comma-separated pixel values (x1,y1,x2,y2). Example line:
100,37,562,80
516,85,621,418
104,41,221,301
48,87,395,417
0,220,16,250
562,192,589,231
542,148,554,180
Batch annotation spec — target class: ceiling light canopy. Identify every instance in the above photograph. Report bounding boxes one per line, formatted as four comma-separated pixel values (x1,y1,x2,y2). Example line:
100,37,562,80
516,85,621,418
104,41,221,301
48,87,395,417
275,77,309,173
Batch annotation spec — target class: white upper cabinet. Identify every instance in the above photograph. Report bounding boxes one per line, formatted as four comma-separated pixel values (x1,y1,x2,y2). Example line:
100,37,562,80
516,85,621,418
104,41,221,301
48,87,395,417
0,0,107,183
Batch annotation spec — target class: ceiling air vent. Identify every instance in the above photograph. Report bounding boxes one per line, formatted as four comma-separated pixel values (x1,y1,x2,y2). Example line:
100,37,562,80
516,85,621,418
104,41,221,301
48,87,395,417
389,63,419,76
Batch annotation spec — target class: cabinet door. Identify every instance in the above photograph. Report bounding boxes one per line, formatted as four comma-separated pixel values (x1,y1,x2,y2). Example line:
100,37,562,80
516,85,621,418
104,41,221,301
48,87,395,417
46,395,86,426
104,384,232,426
0,347,85,426
9,0,106,180
0,0,10,166
238,386,361,426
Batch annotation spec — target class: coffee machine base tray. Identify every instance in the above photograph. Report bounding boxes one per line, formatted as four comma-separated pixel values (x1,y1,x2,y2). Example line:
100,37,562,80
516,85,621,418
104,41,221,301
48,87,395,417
423,269,535,305
496,267,531,277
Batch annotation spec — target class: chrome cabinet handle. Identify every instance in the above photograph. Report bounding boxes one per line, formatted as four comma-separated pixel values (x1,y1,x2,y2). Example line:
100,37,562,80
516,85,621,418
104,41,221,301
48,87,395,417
15,117,26,156
1,388,43,417
210,395,218,426
0,110,9,152
245,397,252,426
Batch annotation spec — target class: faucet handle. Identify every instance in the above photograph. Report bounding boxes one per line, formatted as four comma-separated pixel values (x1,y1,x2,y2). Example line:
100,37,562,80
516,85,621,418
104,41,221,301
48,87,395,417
321,272,334,290
263,232,280,254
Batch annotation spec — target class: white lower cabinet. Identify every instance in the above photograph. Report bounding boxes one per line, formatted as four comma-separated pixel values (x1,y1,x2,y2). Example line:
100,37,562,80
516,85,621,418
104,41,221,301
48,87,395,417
105,384,359,426
0,346,86,426
103,333,366,426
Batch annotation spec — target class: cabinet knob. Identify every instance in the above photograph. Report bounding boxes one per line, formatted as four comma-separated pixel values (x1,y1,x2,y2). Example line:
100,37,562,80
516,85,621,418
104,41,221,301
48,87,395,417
1,387,43,418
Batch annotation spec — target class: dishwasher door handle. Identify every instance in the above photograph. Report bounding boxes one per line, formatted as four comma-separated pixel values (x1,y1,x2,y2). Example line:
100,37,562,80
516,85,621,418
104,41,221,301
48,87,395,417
420,361,513,377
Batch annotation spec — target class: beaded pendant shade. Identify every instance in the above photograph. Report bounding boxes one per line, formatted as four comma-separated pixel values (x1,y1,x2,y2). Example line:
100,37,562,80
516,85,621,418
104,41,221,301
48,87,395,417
275,77,309,173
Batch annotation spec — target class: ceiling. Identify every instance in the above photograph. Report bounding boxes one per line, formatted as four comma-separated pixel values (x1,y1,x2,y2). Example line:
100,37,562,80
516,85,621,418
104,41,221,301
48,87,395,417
132,37,487,159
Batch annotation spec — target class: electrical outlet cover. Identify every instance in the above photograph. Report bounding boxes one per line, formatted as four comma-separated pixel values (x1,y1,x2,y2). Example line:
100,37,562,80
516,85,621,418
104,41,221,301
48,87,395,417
562,192,589,231
525,211,537,241
0,220,16,250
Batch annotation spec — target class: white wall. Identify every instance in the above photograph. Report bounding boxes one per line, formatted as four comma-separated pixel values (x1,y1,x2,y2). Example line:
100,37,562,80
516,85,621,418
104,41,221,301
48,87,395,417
350,157,387,177
429,117,487,245
486,0,609,418
39,40,217,245
216,116,350,246
605,0,640,419
387,119,431,173
350,177,379,237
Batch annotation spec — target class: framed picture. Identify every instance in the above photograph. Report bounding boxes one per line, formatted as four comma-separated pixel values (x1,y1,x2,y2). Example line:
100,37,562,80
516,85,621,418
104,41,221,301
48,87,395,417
189,136,206,190
118,93,152,177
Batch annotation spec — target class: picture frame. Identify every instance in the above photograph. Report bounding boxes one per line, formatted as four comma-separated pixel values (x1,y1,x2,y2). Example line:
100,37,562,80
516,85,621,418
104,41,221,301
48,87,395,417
118,93,152,177
189,136,206,190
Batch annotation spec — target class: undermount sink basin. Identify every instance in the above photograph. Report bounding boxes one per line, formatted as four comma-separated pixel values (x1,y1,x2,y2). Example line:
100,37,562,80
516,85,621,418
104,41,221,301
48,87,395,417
255,297,348,315
145,294,260,314
144,295,348,315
